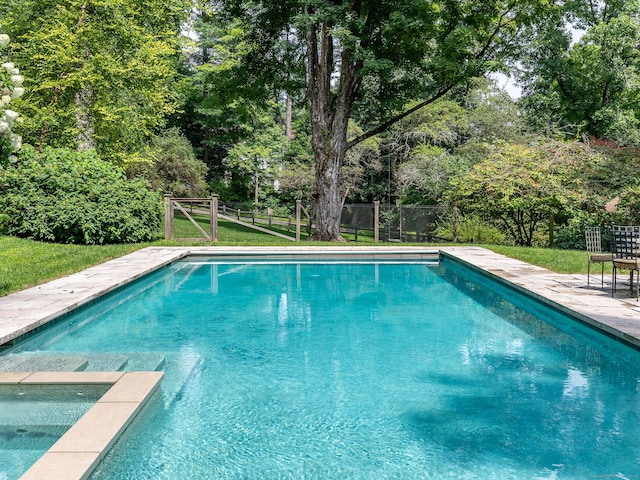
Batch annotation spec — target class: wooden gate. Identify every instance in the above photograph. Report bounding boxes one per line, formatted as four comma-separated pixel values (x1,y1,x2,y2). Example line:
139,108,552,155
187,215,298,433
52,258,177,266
164,196,218,241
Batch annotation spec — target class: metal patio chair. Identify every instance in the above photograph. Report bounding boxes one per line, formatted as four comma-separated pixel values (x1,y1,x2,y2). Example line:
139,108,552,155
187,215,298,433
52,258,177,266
585,226,611,288
611,225,640,300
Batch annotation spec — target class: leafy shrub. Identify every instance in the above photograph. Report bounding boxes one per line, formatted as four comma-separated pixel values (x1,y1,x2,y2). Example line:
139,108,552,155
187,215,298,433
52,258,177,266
435,214,506,244
617,185,640,225
0,145,163,244
127,128,207,197
553,210,614,251
0,213,8,234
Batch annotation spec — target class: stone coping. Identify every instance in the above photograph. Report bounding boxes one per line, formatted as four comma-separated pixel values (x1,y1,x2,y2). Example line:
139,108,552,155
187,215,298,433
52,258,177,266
0,371,163,480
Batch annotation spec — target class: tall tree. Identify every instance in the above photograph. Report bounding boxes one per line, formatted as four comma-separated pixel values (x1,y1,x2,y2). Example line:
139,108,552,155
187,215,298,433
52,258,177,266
0,0,190,163
518,0,640,143
224,0,549,240
179,2,306,185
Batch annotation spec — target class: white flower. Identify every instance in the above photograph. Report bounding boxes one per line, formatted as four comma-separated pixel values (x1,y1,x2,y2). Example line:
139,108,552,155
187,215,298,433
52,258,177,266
10,75,23,86
11,87,24,98
0,120,8,134
10,133,22,151
1,62,14,73
3,109,19,126
9,68,18,76
0,34,10,47
1,95,10,105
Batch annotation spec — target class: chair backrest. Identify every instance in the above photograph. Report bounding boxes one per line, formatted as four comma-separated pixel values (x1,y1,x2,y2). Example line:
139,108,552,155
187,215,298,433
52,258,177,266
611,225,640,259
585,226,602,253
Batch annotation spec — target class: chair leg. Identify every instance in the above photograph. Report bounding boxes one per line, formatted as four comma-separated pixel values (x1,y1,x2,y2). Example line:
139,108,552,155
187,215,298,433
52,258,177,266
587,261,591,286
612,266,617,297
600,263,605,288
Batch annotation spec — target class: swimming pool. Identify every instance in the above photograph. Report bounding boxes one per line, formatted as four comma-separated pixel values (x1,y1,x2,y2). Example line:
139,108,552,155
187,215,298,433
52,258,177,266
4,255,640,479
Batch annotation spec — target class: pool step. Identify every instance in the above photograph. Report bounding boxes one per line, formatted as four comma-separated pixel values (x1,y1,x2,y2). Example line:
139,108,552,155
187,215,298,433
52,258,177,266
82,354,128,372
0,352,165,372
121,352,165,371
0,425,69,449
0,355,88,372
162,354,203,408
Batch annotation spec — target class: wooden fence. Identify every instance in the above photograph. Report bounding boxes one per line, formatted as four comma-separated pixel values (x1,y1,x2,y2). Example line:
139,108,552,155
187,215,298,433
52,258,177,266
165,197,444,243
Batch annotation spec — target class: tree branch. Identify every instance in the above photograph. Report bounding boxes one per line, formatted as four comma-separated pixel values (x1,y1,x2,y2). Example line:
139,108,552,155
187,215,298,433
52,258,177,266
474,1,517,61
345,84,453,150
346,1,518,151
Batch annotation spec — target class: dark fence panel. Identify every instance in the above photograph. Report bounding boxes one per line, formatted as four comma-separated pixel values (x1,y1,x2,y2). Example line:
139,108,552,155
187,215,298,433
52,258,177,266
380,205,444,243
340,204,376,241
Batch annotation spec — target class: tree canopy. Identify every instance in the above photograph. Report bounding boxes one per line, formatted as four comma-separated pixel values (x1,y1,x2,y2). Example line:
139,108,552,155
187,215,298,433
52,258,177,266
215,0,551,240
518,0,640,143
0,0,190,163
3,0,640,247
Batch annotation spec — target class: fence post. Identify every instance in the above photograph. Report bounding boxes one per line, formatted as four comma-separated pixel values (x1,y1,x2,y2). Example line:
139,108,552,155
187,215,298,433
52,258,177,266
164,195,173,240
452,205,458,243
296,200,301,242
374,201,380,243
211,195,218,242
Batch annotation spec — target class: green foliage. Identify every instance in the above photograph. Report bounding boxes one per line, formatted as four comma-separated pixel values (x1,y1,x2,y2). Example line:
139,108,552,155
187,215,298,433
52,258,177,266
383,82,532,206
0,146,163,244
224,108,286,202
0,213,8,234
519,2,640,144
448,142,584,246
0,0,189,162
553,209,613,251
276,161,315,206
616,185,640,225
445,138,640,248
436,214,506,245
398,145,466,205
127,128,207,198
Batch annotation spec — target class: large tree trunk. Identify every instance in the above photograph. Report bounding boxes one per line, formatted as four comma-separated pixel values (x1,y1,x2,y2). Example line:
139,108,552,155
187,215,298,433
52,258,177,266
285,95,294,140
312,143,345,240
75,4,95,152
75,87,95,151
306,20,360,241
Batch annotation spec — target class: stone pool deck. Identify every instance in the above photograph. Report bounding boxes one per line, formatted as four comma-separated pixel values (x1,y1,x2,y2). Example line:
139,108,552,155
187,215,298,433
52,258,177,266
2,245,640,480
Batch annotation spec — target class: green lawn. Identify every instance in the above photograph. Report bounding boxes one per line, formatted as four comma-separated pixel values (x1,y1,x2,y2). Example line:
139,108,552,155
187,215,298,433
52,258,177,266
0,236,145,296
487,244,597,275
0,220,594,297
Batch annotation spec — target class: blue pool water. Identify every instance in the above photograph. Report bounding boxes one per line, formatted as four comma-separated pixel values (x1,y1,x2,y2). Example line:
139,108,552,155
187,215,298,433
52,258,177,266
4,258,640,479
